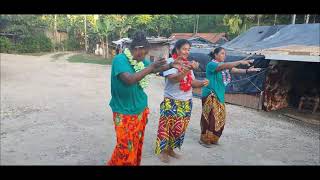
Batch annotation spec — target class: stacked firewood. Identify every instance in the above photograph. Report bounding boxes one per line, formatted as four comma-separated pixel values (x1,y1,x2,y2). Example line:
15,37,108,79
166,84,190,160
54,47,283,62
263,64,291,111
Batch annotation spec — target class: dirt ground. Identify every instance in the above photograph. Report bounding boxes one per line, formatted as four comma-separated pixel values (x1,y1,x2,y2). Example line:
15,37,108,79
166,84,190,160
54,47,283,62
1,52,319,165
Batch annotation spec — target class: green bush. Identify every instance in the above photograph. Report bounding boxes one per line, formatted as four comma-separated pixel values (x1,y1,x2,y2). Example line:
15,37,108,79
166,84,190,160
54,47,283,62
16,33,53,53
36,34,52,52
55,43,64,51
17,36,38,53
0,36,13,53
63,37,80,51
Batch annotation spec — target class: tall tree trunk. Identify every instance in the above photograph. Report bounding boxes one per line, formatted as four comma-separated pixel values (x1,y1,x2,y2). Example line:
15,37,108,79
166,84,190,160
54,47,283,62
292,14,296,24
305,14,310,24
105,35,109,59
54,14,57,52
193,15,196,34
65,26,69,51
274,14,277,25
84,15,87,53
195,15,199,34
158,29,161,37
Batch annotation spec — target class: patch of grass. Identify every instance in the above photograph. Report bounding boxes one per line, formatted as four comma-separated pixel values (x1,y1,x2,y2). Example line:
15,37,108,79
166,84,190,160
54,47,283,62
67,54,112,65
51,52,69,59
18,52,51,56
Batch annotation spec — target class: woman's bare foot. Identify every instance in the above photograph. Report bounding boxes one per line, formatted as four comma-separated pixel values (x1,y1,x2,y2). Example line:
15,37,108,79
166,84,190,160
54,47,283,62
159,151,170,163
167,149,182,159
199,139,213,148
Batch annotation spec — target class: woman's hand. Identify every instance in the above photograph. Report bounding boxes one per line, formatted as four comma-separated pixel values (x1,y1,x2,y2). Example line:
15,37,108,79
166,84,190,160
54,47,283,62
247,66,261,72
171,59,183,69
182,63,192,73
240,59,254,67
151,58,167,70
202,79,209,87
191,78,209,88
190,60,200,70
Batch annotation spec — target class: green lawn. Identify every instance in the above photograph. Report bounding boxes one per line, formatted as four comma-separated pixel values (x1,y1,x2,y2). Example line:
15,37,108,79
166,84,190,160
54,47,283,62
67,54,112,65
51,52,69,59
19,52,51,56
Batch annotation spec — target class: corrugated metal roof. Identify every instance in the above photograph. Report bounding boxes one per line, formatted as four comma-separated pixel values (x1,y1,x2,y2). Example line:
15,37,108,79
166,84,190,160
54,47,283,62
264,54,320,63
169,33,193,40
170,33,228,44
112,37,172,45
260,45,320,56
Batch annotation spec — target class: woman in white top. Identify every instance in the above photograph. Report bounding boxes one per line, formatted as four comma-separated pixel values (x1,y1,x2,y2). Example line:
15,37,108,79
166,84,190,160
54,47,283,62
154,39,209,163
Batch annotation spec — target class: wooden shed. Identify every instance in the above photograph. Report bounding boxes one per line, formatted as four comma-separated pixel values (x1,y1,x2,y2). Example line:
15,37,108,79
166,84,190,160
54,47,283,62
45,29,68,44
115,37,172,62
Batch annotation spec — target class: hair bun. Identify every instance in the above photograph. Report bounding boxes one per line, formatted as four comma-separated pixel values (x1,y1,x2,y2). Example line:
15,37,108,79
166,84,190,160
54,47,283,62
130,31,150,49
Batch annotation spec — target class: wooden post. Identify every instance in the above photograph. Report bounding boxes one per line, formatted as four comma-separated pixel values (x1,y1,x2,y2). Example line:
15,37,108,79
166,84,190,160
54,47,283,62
257,15,260,26
274,14,277,25
258,91,264,110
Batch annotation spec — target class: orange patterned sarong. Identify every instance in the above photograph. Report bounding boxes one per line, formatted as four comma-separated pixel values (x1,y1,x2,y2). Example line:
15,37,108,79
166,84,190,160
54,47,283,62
107,108,149,166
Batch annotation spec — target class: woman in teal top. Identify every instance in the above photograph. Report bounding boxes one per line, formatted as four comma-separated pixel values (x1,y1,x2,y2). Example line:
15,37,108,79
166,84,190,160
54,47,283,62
199,47,261,147
108,31,182,166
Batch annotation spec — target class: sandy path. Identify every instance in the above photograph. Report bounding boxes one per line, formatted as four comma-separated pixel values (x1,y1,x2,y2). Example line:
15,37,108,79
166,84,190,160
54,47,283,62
1,53,319,165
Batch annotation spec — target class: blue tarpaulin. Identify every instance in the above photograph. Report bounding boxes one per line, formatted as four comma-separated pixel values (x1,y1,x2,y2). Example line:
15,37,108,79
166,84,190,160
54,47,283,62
189,24,320,94
189,49,269,94
222,23,320,51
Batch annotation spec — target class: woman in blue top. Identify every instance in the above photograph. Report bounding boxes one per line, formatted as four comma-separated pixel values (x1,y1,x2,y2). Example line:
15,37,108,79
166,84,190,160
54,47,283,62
199,47,261,147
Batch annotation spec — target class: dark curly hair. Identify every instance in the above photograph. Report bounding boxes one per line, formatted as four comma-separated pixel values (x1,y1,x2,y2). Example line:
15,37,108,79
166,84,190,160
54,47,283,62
172,39,192,55
130,31,150,50
208,47,225,59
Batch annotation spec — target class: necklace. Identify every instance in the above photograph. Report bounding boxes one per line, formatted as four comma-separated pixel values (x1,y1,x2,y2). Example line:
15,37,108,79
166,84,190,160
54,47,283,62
212,59,231,86
123,48,150,89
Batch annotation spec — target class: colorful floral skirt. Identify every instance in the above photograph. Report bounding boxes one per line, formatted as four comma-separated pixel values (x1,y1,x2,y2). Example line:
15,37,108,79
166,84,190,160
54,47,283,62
107,108,149,166
200,92,226,144
155,97,192,155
